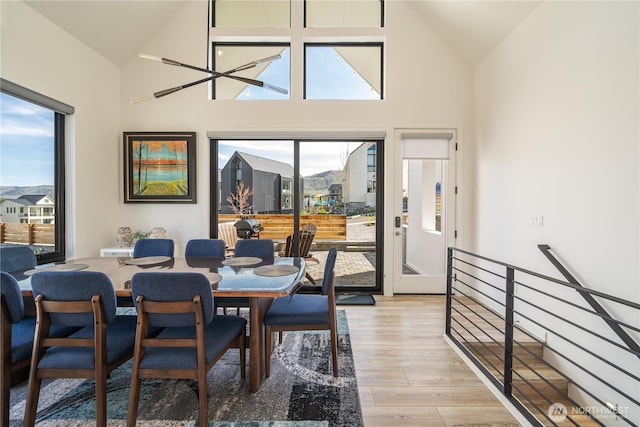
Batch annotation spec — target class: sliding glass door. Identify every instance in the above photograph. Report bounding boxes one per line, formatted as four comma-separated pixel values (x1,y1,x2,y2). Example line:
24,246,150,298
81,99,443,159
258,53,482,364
210,138,383,293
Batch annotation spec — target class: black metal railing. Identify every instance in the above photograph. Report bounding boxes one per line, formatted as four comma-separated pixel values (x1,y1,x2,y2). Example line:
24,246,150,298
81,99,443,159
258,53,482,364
446,247,639,427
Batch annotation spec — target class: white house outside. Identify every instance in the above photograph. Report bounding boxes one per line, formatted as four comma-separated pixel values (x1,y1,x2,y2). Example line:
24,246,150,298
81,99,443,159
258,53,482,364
0,195,55,224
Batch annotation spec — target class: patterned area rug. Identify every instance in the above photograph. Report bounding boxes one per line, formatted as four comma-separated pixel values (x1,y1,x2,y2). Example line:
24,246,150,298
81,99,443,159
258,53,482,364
8,310,362,427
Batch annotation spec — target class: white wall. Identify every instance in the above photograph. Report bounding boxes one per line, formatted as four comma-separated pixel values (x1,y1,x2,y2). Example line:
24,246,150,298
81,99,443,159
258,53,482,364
473,2,639,422
1,0,122,258
118,0,474,288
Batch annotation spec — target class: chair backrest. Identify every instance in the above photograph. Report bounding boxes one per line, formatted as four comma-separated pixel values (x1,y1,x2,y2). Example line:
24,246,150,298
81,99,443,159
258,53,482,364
133,238,174,258
131,272,215,327
234,239,275,258
185,239,226,258
282,224,316,258
0,271,24,323
0,246,36,274
218,222,239,251
31,271,117,325
321,248,338,295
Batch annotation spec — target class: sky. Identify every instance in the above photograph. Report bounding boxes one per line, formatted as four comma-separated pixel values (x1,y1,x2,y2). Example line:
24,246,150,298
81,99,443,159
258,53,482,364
0,92,55,187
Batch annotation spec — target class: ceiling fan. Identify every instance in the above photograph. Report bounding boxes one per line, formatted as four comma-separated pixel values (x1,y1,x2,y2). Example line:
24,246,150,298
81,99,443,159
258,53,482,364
131,53,288,104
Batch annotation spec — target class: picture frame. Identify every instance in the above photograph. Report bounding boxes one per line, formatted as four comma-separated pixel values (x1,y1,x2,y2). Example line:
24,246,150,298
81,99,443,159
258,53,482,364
123,131,197,203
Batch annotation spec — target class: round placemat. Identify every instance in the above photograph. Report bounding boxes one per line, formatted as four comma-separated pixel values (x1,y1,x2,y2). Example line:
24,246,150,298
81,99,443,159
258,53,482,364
24,263,90,276
221,257,262,267
124,256,172,266
253,264,299,277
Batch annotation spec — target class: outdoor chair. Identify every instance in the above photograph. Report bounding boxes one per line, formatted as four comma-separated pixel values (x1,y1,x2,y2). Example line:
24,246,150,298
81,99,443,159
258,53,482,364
217,222,239,256
185,239,226,258
278,223,320,284
263,247,338,377
216,239,275,315
128,272,246,427
132,238,174,258
23,271,138,427
0,246,37,280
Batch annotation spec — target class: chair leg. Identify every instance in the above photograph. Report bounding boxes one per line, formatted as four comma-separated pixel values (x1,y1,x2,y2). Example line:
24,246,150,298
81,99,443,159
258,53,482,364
96,372,107,427
305,272,316,284
278,331,283,344
265,326,272,378
330,322,339,378
1,362,10,427
127,373,142,426
197,368,208,427
239,332,246,380
23,376,42,427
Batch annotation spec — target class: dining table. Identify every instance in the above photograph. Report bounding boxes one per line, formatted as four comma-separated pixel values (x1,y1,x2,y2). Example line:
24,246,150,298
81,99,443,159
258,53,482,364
18,255,307,393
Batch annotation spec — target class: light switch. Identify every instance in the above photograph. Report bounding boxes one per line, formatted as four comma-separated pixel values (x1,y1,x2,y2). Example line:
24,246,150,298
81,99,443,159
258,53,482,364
528,215,544,227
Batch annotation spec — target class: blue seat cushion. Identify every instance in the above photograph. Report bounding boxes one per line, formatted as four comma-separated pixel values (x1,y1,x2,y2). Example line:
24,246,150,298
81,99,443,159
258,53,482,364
139,315,246,370
11,317,78,364
37,315,137,369
264,294,329,327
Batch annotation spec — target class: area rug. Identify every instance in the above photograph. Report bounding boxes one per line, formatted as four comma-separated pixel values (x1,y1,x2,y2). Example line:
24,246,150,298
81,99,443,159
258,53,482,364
8,310,362,427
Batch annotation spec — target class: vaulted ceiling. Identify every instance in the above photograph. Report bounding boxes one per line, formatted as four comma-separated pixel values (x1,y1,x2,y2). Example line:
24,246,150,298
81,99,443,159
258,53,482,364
25,0,540,66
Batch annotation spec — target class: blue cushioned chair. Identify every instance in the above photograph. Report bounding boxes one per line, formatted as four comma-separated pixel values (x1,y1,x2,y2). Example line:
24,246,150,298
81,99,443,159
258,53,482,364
1,272,78,427
263,248,338,377
132,238,174,258
23,271,138,427
0,246,37,280
218,239,275,315
185,239,226,258
128,272,246,427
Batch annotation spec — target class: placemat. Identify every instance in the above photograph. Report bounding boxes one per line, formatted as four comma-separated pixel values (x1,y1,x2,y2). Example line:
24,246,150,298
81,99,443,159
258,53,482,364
253,264,299,277
221,257,262,267
24,263,90,276
124,256,172,266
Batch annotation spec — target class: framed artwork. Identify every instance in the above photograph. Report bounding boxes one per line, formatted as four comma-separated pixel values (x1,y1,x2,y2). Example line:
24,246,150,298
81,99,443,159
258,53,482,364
123,132,197,203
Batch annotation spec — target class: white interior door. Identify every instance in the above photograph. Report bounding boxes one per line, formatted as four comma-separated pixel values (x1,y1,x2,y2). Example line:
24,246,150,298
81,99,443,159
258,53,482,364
393,130,456,294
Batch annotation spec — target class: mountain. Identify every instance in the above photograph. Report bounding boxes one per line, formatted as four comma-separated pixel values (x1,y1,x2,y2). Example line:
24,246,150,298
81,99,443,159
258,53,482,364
0,185,55,198
302,170,342,195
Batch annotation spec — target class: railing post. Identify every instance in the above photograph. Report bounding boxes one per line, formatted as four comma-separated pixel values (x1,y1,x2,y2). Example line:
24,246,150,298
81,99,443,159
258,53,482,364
504,267,515,397
0,222,4,243
446,247,453,336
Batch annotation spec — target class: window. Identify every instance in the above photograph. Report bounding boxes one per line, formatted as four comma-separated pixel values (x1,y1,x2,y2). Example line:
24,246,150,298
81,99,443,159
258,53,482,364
211,43,290,100
213,0,291,28
367,144,376,171
0,79,72,263
304,43,383,100
305,0,383,28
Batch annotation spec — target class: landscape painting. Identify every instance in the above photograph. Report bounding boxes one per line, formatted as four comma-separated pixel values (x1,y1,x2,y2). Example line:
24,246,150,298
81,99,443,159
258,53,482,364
123,132,196,203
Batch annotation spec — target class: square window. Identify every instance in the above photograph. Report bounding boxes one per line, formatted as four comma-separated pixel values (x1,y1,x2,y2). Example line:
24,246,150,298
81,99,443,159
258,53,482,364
212,43,290,100
305,43,383,100
213,0,291,28
305,0,383,28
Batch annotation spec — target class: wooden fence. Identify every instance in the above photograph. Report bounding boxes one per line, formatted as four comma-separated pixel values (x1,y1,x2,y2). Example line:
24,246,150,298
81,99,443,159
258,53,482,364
0,223,55,245
218,214,347,240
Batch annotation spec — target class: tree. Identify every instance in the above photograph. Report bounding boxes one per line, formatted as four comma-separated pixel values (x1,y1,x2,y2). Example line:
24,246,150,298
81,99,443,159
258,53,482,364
226,181,253,216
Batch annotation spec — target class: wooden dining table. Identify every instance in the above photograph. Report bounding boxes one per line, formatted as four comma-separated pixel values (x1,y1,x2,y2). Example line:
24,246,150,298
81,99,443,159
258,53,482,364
18,255,307,393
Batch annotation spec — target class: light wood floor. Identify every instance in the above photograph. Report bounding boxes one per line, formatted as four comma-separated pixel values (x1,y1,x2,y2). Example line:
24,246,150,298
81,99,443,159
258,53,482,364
343,295,523,427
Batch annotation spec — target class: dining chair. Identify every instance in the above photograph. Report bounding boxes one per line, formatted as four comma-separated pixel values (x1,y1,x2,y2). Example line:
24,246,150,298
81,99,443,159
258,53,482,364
23,271,138,427
128,272,247,427
132,238,174,258
1,272,79,426
263,247,338,378
185,238,226,258
0,246,37,280
217,239,276,314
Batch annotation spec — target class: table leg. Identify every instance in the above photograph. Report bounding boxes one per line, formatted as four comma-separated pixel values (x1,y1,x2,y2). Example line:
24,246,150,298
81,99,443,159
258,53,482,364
248,297,274,392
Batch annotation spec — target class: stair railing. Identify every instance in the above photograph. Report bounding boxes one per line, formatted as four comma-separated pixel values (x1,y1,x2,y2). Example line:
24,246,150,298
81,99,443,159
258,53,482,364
446,247,639,427
537,244,640,359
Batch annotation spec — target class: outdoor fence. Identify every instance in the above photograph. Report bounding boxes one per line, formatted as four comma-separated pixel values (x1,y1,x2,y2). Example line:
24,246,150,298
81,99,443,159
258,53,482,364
0,223,55,245
218,214,347,240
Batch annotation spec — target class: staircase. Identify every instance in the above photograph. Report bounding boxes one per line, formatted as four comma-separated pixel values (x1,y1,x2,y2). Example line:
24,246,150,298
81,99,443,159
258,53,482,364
452,297,601,426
